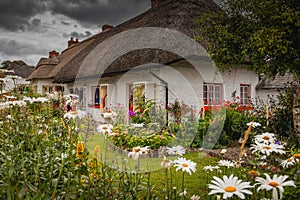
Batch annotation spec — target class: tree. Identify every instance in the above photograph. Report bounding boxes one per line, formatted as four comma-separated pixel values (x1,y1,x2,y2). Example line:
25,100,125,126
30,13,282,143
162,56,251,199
1,60,12,69
196,0,300,132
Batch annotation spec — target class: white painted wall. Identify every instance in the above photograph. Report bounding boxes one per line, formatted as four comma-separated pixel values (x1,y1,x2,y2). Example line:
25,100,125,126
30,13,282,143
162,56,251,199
3,78,30,92
67,64,284,123
34,79,54,94
221,67,259,102
256,89,282,104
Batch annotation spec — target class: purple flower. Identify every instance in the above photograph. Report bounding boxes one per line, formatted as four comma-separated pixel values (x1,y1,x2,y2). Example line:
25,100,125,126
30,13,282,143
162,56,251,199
129,110,135,116
276,141,281,145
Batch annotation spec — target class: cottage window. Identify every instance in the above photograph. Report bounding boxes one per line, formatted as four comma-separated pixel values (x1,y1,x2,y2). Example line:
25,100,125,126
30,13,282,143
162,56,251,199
203,83,222,105
240,84,251,104
42,85,53,95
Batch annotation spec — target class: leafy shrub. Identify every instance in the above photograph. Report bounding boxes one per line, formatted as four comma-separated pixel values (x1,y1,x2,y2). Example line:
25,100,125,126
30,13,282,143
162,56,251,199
107,126,174,150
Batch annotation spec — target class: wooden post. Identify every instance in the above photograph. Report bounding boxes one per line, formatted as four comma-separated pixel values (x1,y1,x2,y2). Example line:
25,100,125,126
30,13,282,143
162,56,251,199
266,103,269,127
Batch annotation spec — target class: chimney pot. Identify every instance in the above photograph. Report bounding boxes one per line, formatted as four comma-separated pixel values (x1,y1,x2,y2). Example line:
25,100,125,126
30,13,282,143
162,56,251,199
49,50,59,58
151,0,160,8
102,24,114,32
68,37,79,48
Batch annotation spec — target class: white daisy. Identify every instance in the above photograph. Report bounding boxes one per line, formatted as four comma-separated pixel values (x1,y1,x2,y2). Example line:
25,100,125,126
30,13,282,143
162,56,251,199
128,146,150,160
33,97,49,103
103,111,113,119
166,145,186,156
250,142,286,156
161,156,173,169
190,194,201,200
173,157,197,175
254,132,276,144
220,149,227,154
247,121,261,128
131,123,144,128
256,173,296,200
208,174,253,199
4,95,16,99
233,158,244,168
97,124,113,134
179,189,187,197
218,160,235,168
280,157,296,168
64,110,86,119
203,165,220,172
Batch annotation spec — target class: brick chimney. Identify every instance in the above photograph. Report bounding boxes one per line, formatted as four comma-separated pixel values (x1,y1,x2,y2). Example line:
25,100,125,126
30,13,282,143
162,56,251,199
151,0,160,8
68,37,79,48
49,50,59,58
102,24,114,32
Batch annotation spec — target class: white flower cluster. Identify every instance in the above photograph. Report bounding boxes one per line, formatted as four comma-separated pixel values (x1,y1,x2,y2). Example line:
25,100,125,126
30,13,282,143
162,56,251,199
250,132,285,156
246,121,261,128
208,173,295,200
63,110,86,119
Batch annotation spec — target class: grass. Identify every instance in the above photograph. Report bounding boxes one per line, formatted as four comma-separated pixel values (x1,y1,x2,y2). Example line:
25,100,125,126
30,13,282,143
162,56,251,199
85,132,220,198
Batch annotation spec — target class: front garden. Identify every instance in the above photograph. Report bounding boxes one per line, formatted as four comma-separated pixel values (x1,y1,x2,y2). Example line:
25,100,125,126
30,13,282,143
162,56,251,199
0,84,299,199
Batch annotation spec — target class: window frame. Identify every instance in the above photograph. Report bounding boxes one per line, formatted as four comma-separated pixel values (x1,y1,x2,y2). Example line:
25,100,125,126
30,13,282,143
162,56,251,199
203,82,223,105
240,84,251,104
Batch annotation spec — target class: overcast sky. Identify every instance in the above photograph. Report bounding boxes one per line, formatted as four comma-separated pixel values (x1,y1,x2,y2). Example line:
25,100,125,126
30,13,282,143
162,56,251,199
0,0,150,66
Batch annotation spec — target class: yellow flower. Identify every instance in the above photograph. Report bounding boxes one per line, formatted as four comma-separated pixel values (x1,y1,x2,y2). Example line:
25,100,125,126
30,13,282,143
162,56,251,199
89,172,98,182
80,176,86,186
76,142,84,158
93,145,100,153
248,170,259,180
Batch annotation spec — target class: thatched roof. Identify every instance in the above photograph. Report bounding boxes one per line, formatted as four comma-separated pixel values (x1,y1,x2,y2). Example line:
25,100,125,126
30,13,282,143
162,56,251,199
256,74,299,90
28,38,95,81
6,60,34,78
49,39,95,78
27,58,58,80
53,0,218,83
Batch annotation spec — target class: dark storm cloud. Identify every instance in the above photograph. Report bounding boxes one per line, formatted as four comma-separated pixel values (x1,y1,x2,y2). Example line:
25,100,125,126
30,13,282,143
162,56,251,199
63,31,93,39
0,0,48,31
0,0,149,31
27,18,45,32
61,21,71,26
0,38,48,56
49,0,150,27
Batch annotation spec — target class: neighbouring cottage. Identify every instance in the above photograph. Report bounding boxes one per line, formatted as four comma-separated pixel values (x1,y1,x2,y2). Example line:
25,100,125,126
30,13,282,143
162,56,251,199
28,0,296,122
27,37,84,94
0,60,34,94
256,73,298,101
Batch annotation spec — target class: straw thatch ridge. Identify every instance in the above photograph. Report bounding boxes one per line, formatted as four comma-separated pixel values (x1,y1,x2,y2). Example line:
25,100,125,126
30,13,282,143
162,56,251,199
53,0,219,83
6,60,34,78
256,74,299,90
48,39,95,79
27,58,58,80
28,38,95,81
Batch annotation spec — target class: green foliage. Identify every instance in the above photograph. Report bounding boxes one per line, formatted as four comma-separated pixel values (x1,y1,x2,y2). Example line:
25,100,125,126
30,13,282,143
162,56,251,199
107,126,174,150
0,95,153,199
129,85,158,125
253,85,299,147
1,60,12,69
192,97,255,148
196,0,300,79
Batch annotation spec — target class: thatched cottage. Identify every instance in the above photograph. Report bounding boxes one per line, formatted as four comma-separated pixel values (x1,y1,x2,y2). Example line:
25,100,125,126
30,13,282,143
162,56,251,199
0,60,34,93
28,0,293,121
